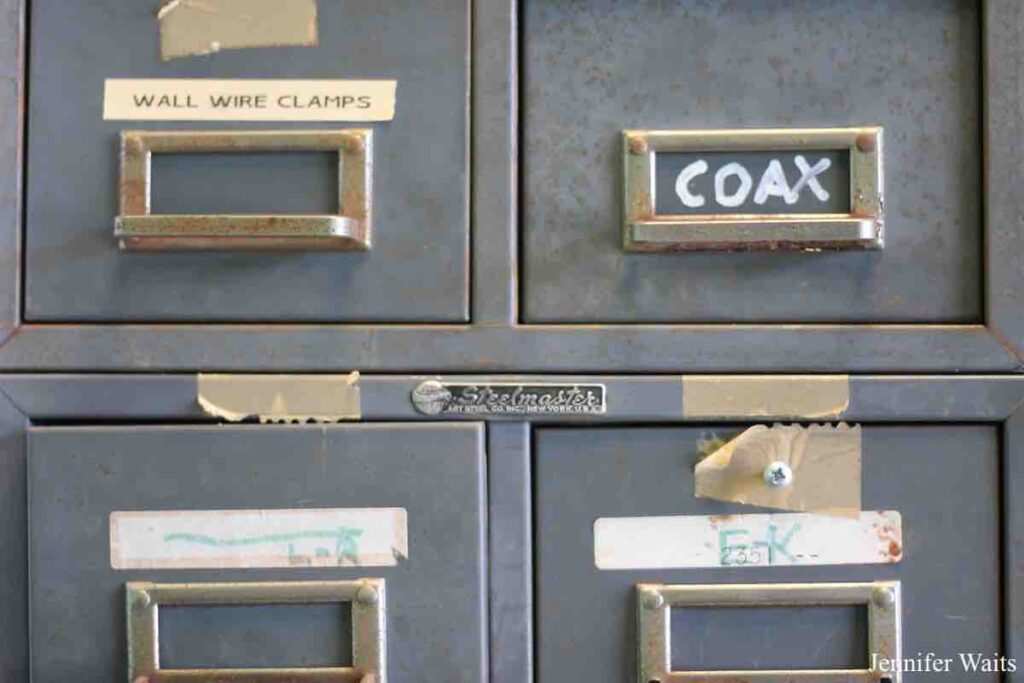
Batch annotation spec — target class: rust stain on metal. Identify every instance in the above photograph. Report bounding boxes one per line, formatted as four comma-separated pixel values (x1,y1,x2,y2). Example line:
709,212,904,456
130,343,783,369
856,131,877,152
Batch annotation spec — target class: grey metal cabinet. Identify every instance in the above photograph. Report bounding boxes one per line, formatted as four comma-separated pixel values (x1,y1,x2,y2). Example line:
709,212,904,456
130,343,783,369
535,424,1002,681
26,423,488,681
0,375,1021,682
0,0,1022,682
0,0,1020,371
23,0,470,323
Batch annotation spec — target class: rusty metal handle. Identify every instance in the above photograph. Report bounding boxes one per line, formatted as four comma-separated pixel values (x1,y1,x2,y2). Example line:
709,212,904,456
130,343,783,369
115,130,372,252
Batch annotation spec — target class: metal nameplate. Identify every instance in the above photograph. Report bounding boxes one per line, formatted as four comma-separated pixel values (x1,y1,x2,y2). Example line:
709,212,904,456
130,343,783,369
412,381,606,416
623,127,884,252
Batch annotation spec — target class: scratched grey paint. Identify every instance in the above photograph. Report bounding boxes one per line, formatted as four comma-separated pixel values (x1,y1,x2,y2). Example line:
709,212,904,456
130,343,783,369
523,0,982,323
28,424,487,682
24,0,469,322
654,150,851,216
535,426,1001,682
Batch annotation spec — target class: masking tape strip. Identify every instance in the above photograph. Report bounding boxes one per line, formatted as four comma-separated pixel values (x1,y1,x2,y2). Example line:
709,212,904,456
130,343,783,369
695,424,862,518
159,0,319,62
682,375,850,419
197,373,361,423
103,79,398,122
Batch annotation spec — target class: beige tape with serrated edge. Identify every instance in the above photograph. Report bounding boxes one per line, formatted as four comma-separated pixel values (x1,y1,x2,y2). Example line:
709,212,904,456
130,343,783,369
695,424,862,518
682,375,850,418
197,373,361,423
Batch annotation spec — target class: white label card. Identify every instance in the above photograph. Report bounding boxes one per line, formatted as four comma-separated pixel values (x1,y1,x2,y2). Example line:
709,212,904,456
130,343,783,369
104,79,397,122
594,511,902,570
110,508,408,570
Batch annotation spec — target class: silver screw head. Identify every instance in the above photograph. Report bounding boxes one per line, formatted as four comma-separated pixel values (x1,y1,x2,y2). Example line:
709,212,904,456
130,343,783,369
136,591,151,609
356,583,379,606
873,587,895,609
763,461,794,488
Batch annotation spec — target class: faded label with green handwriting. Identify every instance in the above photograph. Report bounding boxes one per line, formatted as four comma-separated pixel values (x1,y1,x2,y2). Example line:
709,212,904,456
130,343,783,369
595,511,902,570
110,508,408,570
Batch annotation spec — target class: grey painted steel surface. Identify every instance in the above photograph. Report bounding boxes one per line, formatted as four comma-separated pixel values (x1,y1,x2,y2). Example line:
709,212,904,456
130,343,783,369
0,385,25,681
158,602,354,669
535,425,1002,681
0,0,20,342
1008,409,1024,677
27,423,488,681
24,0,469,323
473,0,518,325
986,0,1024,360
0,0,1016,369
0,325,1018,372
487,423,533,683
523,0,981,324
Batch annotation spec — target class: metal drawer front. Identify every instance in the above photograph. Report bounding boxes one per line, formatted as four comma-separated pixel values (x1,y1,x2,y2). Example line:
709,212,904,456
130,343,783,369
522,0,981,324
534,425,1001,682
24,0,470,323
28,423,487,682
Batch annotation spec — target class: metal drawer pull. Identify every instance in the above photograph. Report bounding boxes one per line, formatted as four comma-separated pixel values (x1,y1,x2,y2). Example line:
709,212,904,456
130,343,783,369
623,127,884,252
637,581,902,683
127,579,386,682
115,130,372,252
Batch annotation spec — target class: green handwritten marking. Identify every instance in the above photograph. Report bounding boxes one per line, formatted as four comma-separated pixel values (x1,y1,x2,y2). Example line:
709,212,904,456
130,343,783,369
719,529,750,566
164,527,364,564
753,522,800,563
719,523,802,566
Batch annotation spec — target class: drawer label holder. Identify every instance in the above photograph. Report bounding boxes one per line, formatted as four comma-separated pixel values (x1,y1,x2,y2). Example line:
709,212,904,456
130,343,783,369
623,127,884,252
412,381,606,416
637,582,902,682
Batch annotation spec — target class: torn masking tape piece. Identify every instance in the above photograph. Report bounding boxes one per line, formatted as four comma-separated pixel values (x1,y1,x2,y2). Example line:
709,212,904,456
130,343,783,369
695,424,861,518
159,0,319,62
197,373,361,423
